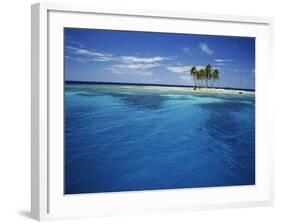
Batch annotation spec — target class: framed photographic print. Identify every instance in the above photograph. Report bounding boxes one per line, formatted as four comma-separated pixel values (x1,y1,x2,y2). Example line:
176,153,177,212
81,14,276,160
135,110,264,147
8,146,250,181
31,2,274,221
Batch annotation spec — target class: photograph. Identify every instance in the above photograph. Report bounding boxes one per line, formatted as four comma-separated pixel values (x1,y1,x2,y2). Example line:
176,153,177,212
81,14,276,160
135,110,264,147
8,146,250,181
64,28,255,195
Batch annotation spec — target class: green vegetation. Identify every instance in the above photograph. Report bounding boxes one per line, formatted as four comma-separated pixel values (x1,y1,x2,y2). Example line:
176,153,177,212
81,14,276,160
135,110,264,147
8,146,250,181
190,64,220,89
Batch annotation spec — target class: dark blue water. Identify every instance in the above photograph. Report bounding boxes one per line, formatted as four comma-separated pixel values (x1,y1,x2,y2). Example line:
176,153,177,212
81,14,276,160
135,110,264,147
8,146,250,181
64,84,255,194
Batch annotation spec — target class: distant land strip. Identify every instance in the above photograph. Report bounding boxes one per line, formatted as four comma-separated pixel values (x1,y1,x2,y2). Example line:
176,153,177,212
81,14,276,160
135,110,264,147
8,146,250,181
65,80,255,92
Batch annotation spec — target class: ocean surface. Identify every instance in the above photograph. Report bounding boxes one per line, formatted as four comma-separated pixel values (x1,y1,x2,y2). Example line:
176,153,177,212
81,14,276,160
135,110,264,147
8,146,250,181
64,84,255,194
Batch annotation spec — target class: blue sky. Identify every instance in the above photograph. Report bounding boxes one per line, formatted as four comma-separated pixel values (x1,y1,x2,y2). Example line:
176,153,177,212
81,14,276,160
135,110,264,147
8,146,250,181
65,28,255,89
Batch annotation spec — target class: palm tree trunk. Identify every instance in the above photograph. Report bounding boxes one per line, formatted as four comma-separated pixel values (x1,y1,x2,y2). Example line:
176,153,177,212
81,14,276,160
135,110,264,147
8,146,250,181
193,77,197,88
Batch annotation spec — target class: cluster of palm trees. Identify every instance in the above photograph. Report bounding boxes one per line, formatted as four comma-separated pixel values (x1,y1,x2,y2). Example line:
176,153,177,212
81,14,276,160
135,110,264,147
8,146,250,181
190,64,220,89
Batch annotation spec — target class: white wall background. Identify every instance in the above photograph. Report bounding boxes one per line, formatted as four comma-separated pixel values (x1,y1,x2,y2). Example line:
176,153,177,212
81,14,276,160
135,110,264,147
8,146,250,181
0,0,279,223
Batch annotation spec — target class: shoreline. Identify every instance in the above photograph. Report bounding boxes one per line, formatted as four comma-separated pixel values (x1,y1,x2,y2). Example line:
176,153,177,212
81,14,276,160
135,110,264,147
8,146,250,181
66,83,255,96
65,81,255,92
119,85,255,95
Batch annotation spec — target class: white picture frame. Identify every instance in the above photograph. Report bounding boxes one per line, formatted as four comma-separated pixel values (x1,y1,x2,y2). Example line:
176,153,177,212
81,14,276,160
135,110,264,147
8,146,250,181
31,2,274,221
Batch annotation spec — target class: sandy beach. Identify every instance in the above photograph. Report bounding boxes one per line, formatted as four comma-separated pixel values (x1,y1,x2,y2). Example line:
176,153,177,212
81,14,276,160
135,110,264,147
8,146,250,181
92,84,256,96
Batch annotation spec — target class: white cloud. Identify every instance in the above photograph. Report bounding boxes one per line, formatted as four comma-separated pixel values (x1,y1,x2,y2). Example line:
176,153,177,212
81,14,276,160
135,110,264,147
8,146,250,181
67,46,100,56
183,47,190,54
120,56,170,63
66,45,174,76
109,63,161,76
199,43,214,55
66,46,114,62
67,40,85,48
179,76,192,81
111,63,160,72
214,59,233,62
166,66,192,73
64,55,96,63
67,46,172,64
108,56,167,75
166,65,205,74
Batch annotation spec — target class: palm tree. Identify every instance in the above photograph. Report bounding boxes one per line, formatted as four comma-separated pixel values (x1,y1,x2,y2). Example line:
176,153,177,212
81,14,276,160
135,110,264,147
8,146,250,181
205,64,212,88
194,70,201,88
198,68,206,88
190,66,197,88
189,64,220,89
212,69,219,87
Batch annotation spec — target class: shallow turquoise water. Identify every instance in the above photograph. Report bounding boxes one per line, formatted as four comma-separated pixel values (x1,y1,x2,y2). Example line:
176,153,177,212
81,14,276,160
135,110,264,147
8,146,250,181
64,84,255,194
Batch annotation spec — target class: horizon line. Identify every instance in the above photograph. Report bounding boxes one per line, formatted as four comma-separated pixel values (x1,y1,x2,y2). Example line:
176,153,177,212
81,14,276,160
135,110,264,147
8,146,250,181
65,80,255,92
